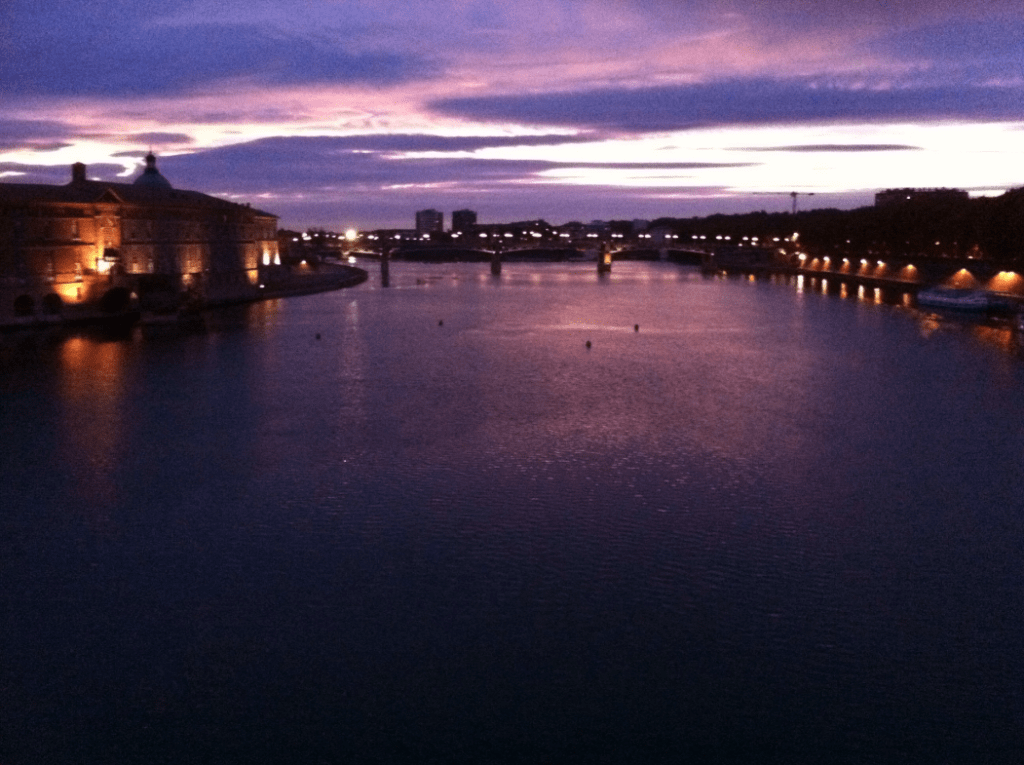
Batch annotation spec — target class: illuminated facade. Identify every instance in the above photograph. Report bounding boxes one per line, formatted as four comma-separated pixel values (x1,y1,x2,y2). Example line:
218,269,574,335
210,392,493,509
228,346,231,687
0,155,279,322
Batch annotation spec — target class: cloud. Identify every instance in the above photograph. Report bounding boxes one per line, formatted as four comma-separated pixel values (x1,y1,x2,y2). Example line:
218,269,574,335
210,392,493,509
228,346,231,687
142,135,752,191
0,121,194,154
751,145,922,152
0,120,77,151
0,133,749,215
621,0,1023,32
2,16,436,97
278,133,607,153
124,133,197,146
431,77,1024,131
134,137,566,193
0,162,126,185
3,0,1021,228
863,17,1024,87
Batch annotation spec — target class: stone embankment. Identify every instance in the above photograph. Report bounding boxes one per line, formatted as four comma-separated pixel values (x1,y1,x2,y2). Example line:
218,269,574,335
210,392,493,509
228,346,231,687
246,263,368,302
1,264,368,331
703,248,1024,308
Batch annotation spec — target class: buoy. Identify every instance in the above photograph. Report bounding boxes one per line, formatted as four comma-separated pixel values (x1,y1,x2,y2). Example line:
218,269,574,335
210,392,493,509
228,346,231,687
315,333,321,340
634,324,639,332
585,340,592,349
438,319,444,326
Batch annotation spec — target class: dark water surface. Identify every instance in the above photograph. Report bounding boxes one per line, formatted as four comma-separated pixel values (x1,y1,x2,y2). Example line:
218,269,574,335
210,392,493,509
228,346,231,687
2,262,1023,764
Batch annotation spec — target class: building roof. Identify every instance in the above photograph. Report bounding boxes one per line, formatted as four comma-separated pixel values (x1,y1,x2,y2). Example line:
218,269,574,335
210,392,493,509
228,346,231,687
133,152,173,190
0,159,276,219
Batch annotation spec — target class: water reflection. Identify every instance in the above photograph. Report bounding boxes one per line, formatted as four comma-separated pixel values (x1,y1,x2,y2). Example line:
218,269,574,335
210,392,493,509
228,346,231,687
4,262,1024,765
57,335,131,523
745,266,1018,359
970,324,1016,353
916,310,1018,354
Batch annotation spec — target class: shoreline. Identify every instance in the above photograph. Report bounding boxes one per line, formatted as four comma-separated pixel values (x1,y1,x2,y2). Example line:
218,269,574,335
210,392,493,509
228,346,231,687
0,264,368,333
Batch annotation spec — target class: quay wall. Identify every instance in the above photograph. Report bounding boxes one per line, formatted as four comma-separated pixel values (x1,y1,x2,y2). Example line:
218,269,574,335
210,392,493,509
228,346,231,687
706,250,1024,304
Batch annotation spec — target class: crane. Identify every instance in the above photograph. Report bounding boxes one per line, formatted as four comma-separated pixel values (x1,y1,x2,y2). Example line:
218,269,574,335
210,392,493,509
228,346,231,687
751,191,816,214
789,191,815,215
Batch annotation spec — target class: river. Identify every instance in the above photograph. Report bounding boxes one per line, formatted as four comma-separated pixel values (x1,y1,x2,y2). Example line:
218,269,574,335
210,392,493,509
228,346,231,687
2,261,1023,764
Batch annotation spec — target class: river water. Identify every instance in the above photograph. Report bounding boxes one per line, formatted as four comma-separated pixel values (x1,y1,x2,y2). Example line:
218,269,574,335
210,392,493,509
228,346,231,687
2,262,1023,764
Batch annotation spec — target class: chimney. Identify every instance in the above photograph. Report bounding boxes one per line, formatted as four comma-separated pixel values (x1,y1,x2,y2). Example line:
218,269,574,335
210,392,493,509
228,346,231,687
71,163,87,184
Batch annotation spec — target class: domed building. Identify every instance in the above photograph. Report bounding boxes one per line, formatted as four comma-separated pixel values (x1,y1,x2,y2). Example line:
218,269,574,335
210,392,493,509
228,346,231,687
0,154,279,324
133,152,174,191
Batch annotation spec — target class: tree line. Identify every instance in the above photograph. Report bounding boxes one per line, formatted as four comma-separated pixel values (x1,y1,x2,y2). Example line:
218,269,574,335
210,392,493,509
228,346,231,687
645,188,1024,263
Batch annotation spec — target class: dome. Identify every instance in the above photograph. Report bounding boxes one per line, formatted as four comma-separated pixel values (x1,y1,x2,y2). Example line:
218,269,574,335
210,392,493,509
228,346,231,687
133,152,173,190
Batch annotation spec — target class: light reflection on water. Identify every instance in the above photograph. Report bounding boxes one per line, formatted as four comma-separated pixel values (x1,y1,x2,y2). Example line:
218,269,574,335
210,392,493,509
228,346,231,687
2,261,1023,764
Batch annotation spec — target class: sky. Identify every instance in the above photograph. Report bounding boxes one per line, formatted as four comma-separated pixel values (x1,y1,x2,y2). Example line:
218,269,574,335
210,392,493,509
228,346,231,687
2,0,1023,230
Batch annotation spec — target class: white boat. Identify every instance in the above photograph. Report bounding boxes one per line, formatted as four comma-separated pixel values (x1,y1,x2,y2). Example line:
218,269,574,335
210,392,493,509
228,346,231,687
916,287,991,311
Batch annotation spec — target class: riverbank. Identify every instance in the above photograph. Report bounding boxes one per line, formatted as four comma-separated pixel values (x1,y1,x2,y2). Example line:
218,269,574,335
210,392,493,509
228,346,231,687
702,249,1024,313
1,263,368,332
239,262,368,303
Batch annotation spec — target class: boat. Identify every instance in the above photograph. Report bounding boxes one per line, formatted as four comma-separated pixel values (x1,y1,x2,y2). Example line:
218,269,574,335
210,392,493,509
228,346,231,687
915,287,991,311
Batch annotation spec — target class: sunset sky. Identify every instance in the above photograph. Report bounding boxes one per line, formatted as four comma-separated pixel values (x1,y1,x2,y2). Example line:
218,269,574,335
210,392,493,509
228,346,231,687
2,0,1022,230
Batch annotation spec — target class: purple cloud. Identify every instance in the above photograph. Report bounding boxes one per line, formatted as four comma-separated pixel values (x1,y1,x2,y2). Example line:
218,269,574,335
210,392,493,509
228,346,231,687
871,17,1024,72
0,134,760,226
0,162,126,185
750,145,922,152
123,133,196,146
0,120,77,151
144,136,751,190
431,77,1024,131
3,19,436,97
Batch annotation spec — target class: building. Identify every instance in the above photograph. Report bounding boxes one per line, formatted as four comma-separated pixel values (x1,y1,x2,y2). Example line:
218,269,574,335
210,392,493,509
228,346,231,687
451,209,477,233
415,209,444,236
875,188,969,207
0,154,279,323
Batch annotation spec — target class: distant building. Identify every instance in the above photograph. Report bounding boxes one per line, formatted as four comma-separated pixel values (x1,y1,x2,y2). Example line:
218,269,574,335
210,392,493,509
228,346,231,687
415,209,444,235
0,154,279,323
875,188,969,207
646,227,678,245
451,209,477,233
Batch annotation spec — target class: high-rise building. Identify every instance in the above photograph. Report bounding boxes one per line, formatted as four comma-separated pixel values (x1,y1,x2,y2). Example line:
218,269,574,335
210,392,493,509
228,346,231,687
415,209,444,235
452,209,477,233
